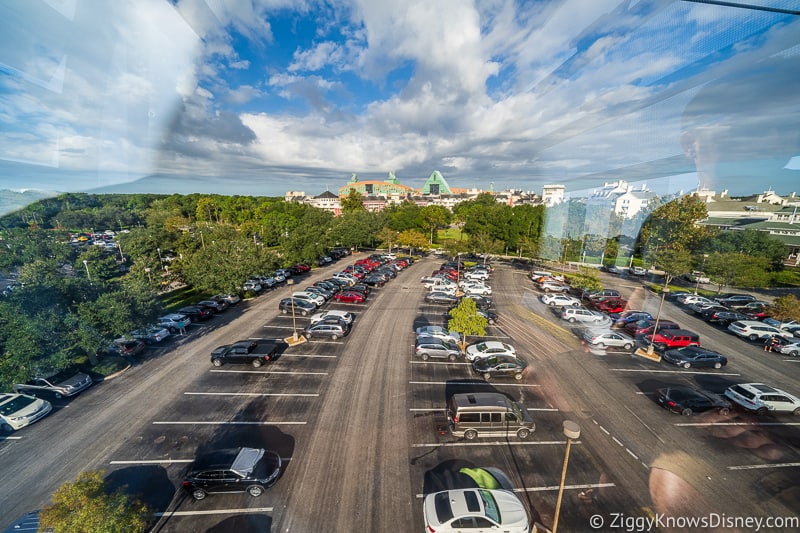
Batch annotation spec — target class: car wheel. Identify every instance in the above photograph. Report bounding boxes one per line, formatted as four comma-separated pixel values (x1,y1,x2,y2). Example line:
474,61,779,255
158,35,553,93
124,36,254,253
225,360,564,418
331,334,339,340
713,362,722,369
548,301,555,306
719,407,730,416
790,350,799,357
793,408,800,416
514,372,523,381
212,359,223,367
252,359,263,368
683,362,691,369
301,310,308,317
483,373,492,381
421,353,429,361
681,408,692,416
281,308,288,314
191,489,207,500
247,485,264,497
756,407,768,416
464,429,478,440
1,423,13,432
54,392,63,399
448,353,457,362
596,342,605,349
488,319,496,325
748,334,759,341
623,343,632,350
517,428,530,439
568,317,576,323
544,288,551,293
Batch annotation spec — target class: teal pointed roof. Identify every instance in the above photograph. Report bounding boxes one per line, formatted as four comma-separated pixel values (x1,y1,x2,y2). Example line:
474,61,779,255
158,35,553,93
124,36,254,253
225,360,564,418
421,170,451,195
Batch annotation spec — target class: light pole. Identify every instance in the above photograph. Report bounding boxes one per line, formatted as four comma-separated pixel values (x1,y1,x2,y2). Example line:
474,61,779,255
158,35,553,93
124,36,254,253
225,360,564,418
157,247,164,271
635,286,669,361
82,260,91,284
144,267,152,284
552,420,581,533
283,278,307,346
693,254,709,295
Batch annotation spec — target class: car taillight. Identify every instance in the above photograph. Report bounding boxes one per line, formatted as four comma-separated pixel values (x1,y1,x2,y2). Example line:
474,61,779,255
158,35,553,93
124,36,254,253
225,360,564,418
666,401,676,408
452,416,459,423
182,481,191,487
427,526,437,532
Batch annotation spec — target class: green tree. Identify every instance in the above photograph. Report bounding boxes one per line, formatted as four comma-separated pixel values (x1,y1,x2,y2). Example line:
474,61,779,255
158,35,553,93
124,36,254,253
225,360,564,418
636,195,716,255
705,252,771,291
420,205,450,244
397,229,428,254
375,226,400,252
39,470,151,533
447,298,488,350
766,295,800,326
563,267,602,294
340,189,365,213
647,248,694,287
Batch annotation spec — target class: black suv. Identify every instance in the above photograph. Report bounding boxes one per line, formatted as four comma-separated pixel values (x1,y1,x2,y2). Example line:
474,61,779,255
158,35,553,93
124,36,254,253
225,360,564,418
182,447,282,500
210,340,285,367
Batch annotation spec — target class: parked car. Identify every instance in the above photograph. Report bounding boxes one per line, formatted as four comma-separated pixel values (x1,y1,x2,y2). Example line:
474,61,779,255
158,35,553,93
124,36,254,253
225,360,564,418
774,341,800,357
715,294,756,306
362,273,387,287
422,488,530,533
477,308,499,325
12,369,93,399
662,346,728,369
624,319,680,337
333,290,366,303
304,285,333,300
0,393,53,432
561,307,609,325
724,383,800,416
581,328,634,350
182,447,282,500
655,386,732,416
131,325,171,344
541,293,581,307
629,266,647,276
278,297,317,316
703,309,752,326
210,339,285,367
675,294,715,306
643,329,700,351
243,280,263,292
424,291,459,305
611,310,652,327
178,305,214,321
213,293,241,305
197,299,228,312
582,288,621,301
727,320,794,341
465,340,516,362
592,297,627,314
107,338,146,356
310,310,354,326
414,337,463,361
463,270,490,281
537,279,570,293
292,291,324,307
158,313,191,333
471,355,528,381
415,325,461,344
461,283,492,296
304,322,350,340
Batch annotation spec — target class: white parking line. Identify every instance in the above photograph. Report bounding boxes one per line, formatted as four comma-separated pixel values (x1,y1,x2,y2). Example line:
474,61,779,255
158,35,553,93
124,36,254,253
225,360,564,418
110,459,193,465
727,462,800,470
410,361,470,365
409,381,540,387
610,368,741,376
675,422,800,427
154,508,273,517
184,392,319,397
0,436,23,441
210,370,328,375
409,407,558,412
782,359,800,363
152,421,306,425
412,440,580,448
279,353,337,358
415,482,615,498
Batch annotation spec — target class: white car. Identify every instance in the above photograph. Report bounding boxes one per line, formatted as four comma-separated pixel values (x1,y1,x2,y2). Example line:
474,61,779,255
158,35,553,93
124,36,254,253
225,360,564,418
415,325,461,344
724,383,800,416
423,488,529,533
581,328,634,350
0,393,53,432
292,291,324,306
561,307,609,325
243,280,262,292
676,294,715,306
775,342,800,357
460,282,492,296
463,270,489,281
727,320,794,341
158,313,191,333
213,294,241,305
310,310,354,325
541,293,581,307
465,340,516,362
132,325,171,344
332,272,357,285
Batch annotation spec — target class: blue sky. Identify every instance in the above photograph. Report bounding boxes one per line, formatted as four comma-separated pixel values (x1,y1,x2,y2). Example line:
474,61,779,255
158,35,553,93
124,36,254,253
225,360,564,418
0,0,798,199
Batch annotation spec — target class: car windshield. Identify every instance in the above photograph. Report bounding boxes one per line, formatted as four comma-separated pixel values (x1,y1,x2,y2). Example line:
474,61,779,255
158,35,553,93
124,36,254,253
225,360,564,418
0,395,36,415
478,489,501,524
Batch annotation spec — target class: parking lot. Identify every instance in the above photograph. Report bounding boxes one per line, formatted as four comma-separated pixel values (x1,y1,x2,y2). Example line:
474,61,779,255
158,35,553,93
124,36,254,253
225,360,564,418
1,256,798,532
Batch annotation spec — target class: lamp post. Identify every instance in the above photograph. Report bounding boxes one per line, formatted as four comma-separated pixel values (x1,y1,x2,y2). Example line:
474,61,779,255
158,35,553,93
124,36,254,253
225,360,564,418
157,247,164,271
82,260,91,284
144,267,152,284
635,286,669,361
693,254,709,295
552,420,581,533
283,279,307,346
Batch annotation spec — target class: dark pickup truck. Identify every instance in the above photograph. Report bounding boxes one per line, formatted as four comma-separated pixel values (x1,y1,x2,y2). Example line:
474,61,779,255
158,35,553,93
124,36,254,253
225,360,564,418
210,340,285,367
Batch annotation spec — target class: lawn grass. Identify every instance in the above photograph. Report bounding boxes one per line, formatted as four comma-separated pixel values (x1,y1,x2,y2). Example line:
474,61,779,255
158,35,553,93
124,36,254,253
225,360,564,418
437,227,463,241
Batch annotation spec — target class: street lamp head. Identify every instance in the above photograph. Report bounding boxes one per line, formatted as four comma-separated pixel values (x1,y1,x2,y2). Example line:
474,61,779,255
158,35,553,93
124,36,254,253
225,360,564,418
562,420,581,440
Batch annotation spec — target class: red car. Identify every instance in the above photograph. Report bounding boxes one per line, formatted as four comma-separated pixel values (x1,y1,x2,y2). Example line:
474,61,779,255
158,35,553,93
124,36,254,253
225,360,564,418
333,290,366,303
593,298,627,314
